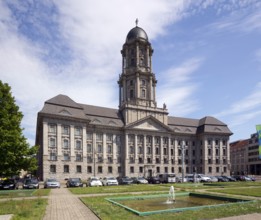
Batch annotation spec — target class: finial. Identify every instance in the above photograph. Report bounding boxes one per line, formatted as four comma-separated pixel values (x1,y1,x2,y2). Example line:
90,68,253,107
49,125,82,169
135,18,139,27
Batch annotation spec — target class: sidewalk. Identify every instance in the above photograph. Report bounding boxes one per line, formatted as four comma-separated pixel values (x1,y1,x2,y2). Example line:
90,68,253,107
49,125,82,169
43,188,99,220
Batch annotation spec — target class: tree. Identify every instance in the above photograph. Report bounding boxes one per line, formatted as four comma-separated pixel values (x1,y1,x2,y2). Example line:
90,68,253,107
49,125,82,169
0,80,38,177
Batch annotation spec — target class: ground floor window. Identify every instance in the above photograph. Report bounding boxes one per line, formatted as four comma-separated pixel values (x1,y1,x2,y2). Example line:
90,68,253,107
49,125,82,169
130,166,134,173
50,165,56,173
64,165,69,173
87,166,92,173
76,165,82,173
98,166,103,174
108,166,112,174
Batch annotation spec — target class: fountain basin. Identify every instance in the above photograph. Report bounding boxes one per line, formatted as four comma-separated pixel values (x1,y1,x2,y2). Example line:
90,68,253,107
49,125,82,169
106,192,253,216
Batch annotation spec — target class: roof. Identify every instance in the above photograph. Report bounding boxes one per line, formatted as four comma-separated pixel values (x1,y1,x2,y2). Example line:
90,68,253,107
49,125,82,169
126,26,148,43
38,94,232,135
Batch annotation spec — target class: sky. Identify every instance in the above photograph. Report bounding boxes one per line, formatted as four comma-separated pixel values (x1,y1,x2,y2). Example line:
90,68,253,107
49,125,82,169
1,0,261,145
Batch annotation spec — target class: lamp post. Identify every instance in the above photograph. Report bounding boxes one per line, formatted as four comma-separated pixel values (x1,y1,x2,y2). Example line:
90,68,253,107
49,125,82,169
93,151,96,177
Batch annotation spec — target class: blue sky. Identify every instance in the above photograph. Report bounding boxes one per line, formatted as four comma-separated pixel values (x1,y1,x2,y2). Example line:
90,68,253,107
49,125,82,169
1,0,261,145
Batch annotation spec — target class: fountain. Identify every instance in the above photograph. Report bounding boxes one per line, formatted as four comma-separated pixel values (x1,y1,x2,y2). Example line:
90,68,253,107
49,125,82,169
106,191,253,216
165,185,175,204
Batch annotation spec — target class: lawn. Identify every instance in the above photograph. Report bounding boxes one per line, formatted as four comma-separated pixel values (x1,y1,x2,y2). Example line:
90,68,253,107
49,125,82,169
0,198,47,220
0,189,50,199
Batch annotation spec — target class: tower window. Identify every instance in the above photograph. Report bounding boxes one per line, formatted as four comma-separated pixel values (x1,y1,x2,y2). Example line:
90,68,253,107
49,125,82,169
130,80,133,86
130,90,134,99
142,89,146,98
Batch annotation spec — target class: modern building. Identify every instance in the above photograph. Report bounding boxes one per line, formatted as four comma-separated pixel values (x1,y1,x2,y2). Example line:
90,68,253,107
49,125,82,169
36,23,233,181
230,133,261,175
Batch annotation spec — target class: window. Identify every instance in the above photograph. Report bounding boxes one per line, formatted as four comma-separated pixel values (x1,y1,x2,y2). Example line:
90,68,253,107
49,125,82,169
141,79,145,85
142,89,146,98
87,144,92,153
96,133,103,141
87,156,92,163
156,167,160,173
64,165,69,173
139,157,143,163
138,146,143,154
130,89,134,99
50,165,56,173
98,166,103,174
63,139,69,149
98,144,102,153
208,148,211,156
49,124,56,133
147,158,151,163
63,153,70,161
107,145,112,154
164,158,168,164
156,158,160,164
76,140,82,150
147,147,151,154
130,166,134,173
87,132,92,140
49,152,57,161
106,134,113,141
216,167,220,173
216,148,219,156
62,126,69,135
108,157,113,163
76,165,82,173
76,154,82,162
164,167,168,173
171,167,175,173
130,80,133,86
49,138,56,148
118,166,121,173
208,167,212,173
163,148,167,155
156,147,159,155
87,166,92,173
139,167,143,173
117,145,121,153
75,127,82,136
129,146,134,154
108,166,112,174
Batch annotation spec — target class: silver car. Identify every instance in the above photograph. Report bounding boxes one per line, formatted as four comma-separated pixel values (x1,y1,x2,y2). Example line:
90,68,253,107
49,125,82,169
44,178,61,188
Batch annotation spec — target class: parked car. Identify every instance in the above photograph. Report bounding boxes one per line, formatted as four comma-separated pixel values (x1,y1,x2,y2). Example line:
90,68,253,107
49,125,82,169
209,176,218,182
87,177,103,187
176,176,188,183
23,178,39,189
221,176,236,182
117,176,133,185
147,176,161,184
66,178,83,187
0,179,18,190
44,178,61,188
101,177,118,186
215,176,229,182
131,177,148,184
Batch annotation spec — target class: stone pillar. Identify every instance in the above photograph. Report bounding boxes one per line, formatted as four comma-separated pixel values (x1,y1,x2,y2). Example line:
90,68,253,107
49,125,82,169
57,124,62,157
151,136,155,163
82,126,87,158
143,135,147,161
43,121,48,155
136,73,140,99
70,125,75,157
113,134,117,161
103,133,106,160
160,136,163,162
134,134,138,160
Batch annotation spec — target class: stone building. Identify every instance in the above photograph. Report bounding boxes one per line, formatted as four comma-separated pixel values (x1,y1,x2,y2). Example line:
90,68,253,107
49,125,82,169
230,133,261,175
36,23,232,181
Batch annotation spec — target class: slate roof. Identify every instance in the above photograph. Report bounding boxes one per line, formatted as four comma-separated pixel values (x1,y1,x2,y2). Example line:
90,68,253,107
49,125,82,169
38,94,232,135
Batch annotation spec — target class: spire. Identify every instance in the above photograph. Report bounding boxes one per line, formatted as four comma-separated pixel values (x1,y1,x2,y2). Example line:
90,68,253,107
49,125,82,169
135,18,139,27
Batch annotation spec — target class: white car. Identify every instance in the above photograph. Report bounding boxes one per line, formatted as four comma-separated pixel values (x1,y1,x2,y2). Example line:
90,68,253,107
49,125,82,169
87,177,102,187
44,178,60,188
101,177,119,186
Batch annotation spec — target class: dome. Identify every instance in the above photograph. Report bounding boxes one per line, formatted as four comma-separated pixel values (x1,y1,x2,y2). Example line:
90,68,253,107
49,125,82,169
126,26,148,43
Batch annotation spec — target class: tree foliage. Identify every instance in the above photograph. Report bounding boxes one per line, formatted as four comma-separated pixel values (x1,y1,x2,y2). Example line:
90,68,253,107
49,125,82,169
0,80,38,177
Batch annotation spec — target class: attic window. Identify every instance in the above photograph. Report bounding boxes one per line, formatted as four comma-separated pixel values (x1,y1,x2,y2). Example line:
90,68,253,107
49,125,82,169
60,109,71,115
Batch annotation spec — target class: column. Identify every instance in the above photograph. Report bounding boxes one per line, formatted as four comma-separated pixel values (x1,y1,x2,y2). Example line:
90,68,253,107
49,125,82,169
125,133,129,159
136,73,140,98
151,136,155,163
57,124,62,157
43,121,48,155
149,76,152,101
112,134,117,161
134,134,138,160
143,135,147,161
82,126,87,158
103,133,106,160
168,137,171,162
70,125,75,157
160,136,163,162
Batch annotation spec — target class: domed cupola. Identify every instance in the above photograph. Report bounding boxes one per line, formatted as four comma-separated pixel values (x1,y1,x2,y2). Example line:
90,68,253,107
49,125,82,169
126,26,148,43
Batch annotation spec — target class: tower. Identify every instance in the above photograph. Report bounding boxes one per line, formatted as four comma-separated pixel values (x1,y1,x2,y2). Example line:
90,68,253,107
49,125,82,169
118,20,168,125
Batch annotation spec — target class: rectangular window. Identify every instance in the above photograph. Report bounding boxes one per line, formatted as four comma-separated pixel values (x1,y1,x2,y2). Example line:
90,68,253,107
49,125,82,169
64,165,69,173
98,144,102,153
76,165,82,173
106,134,113,141
75,140,82,150
98,166,103,174
107,145,112,154
139,167,143,173
156,167,160,173
49,138,56,148
50,165,56,173
130,166,134,173
96,133,103,141
49,124,56,133
87,156,92,163
49,152,57,161
216,167,220,173
164,167,168,173
87,144,92,153
63,153,70,161
108,166,113,173
209,167,212,173
75,127,82,136
87,166,92,173
62,126,70,135
63,139,69,149
87,132,93,140
76,154,82,162
118,166,121,173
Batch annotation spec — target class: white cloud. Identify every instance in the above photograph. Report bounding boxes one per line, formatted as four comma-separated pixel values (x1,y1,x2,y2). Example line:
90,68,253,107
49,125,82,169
157,58,203,115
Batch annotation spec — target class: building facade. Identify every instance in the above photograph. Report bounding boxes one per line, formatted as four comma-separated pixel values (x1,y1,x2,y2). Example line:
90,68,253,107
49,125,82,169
230,133,261,175
36,24,233,181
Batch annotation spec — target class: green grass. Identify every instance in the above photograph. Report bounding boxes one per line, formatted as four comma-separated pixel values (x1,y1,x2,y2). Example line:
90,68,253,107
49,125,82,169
0,189,50,198
209,186,261,197
0,198,48,220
